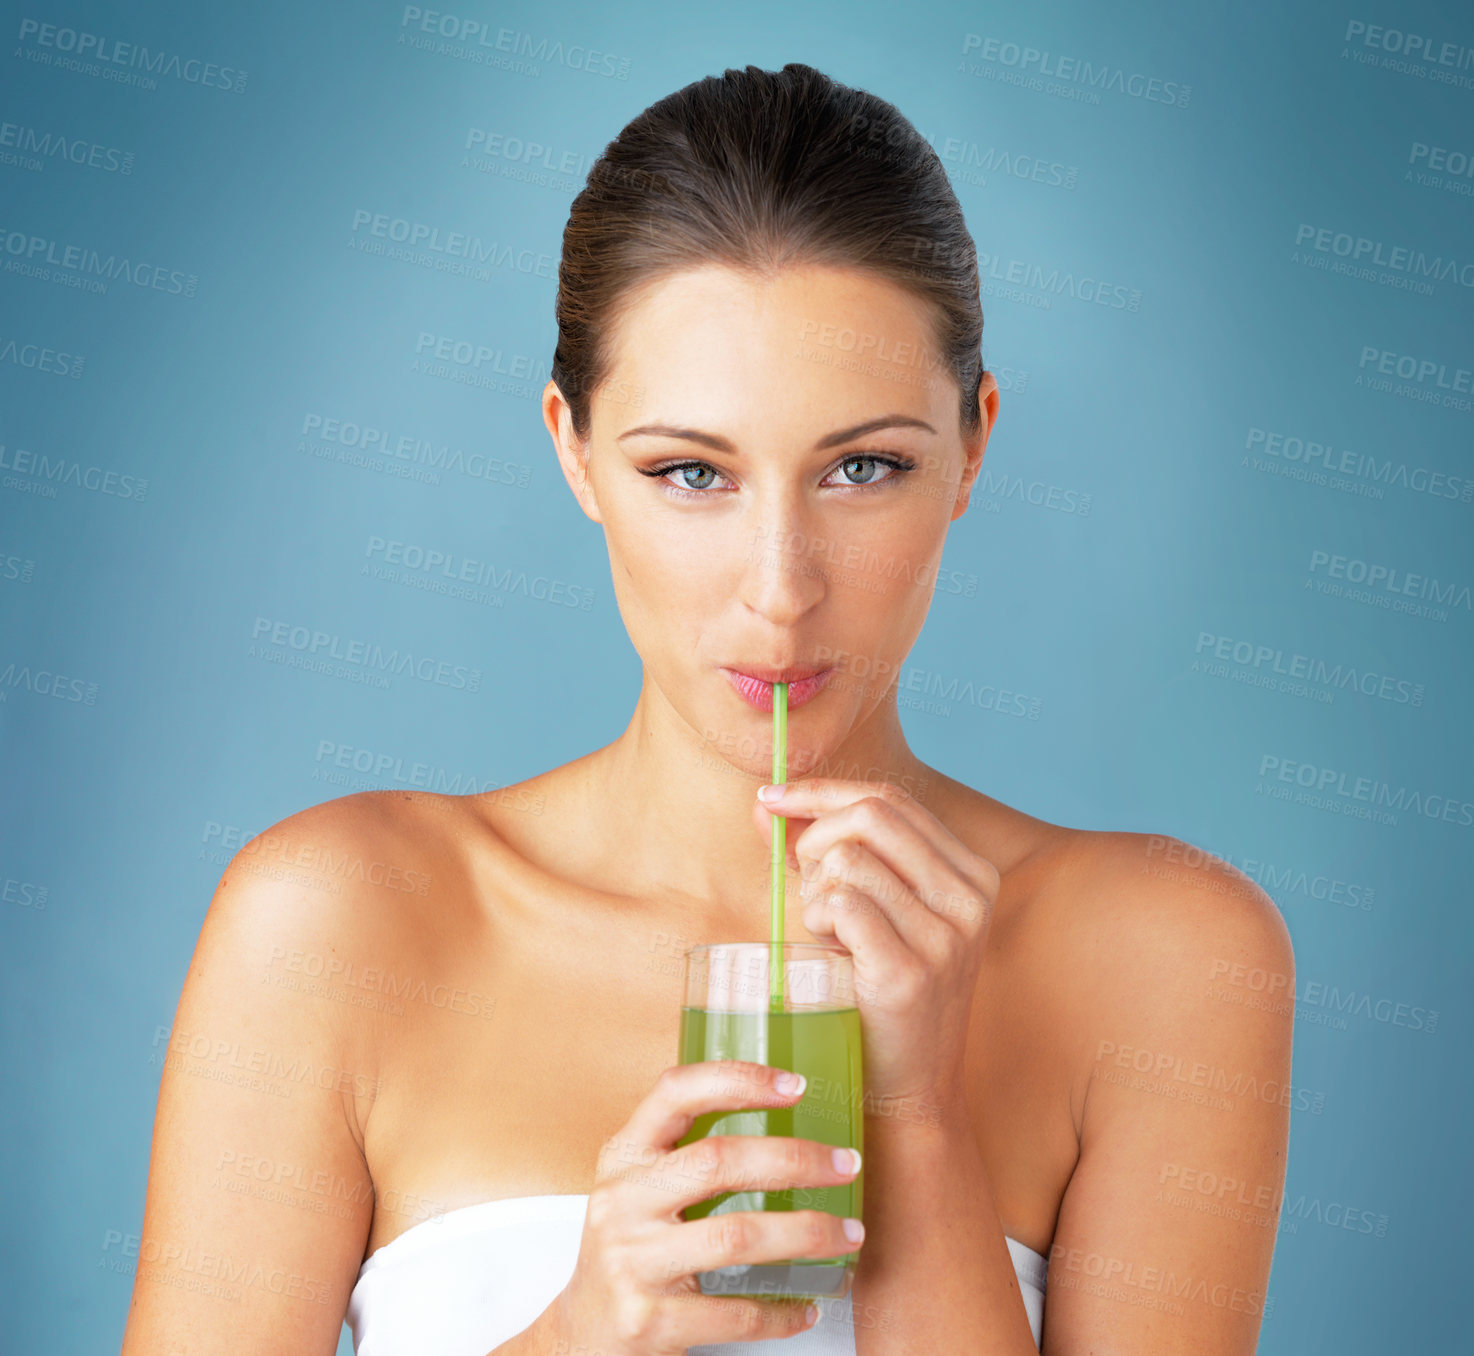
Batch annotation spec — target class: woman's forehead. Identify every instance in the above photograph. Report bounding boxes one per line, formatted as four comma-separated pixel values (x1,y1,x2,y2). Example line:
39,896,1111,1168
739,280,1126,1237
598,265,948,421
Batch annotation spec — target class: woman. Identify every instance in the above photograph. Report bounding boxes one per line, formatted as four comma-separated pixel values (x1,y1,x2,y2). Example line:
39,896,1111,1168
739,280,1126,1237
121,64,1293,1355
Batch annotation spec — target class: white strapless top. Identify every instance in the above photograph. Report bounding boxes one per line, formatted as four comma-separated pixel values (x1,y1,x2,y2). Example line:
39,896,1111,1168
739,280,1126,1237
346,1193,1047,1353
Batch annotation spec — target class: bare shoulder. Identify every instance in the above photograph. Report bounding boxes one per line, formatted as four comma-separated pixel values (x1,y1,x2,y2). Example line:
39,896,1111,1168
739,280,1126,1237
1023,827,1296,1128
921,773,1292,989
1011,832,1296,1349
1037,826,1294,982
196,788,477,1055
219,788,464,906
205,794,429,963
123,790,481,1352
215,776,564,962
194,788,506,1078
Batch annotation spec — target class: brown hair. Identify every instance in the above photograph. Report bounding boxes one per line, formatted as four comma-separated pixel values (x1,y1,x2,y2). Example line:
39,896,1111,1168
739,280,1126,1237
551,62,986,445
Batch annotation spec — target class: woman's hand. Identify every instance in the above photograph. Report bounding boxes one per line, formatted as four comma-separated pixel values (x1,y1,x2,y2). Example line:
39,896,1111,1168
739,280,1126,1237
752,777,1000,1123
547,1060,865,1355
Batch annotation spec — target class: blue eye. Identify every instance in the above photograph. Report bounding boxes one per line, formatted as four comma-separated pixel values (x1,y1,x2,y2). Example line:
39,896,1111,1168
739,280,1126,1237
674,464,719,491
834,456,887,486
640,453,917,499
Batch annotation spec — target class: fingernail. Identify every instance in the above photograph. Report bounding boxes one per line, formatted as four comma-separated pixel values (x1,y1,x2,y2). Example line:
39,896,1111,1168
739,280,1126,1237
805,1303,820,1325
775,1070,805,1095
843,1217,865,1244
758,783,785,802
832,1147,862,1175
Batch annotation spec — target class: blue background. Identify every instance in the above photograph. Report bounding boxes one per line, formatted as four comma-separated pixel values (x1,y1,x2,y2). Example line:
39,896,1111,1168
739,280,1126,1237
2,1,1471,1352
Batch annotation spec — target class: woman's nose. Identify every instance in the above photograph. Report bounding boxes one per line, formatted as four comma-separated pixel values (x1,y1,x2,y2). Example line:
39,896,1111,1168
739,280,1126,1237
736,515,829,625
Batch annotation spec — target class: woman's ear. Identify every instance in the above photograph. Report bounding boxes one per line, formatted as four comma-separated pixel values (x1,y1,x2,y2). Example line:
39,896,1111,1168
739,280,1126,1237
542,380,603,523
951,369,999,521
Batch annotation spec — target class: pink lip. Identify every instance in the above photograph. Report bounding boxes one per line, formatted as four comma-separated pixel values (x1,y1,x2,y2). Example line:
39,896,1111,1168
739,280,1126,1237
722,668,835,711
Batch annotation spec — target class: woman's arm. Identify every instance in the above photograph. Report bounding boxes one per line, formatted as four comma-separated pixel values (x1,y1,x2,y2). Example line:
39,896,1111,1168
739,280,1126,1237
1040,834,1295,1354
120,801,391,1355
849,1105,1041,1353
848,833,1293,1354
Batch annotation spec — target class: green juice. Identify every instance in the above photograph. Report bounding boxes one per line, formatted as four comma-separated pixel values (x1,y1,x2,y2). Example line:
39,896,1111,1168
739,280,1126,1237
676,1005,864,1298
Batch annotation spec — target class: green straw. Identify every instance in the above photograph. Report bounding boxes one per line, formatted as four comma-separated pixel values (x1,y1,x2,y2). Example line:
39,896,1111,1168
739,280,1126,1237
768,681,787,1011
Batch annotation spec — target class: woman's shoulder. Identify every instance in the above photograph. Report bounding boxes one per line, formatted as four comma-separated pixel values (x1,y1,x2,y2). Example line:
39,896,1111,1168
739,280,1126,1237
199,787,510,1055
222,760,590,930
992,814,1295,1074
229,787,476,883
934,774,1292,995
1027,822,1291,958
209,788,513,958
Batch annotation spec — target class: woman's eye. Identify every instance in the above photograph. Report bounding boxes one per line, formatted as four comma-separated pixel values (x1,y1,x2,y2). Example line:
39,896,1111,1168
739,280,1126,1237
828,455,897,487
643,453,914,496
672,463,720,491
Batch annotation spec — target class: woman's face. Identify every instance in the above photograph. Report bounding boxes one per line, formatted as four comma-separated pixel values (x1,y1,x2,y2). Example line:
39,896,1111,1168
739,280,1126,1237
545,263,997,778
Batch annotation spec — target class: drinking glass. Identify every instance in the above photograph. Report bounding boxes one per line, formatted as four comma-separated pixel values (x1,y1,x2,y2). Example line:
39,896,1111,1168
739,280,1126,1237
676,941,863,1300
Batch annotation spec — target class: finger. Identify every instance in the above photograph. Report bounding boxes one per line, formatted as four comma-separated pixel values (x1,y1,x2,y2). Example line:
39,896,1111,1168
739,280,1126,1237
659,1132,863,1213
801,840,952,958
600,1061,806,1196
791,796,991,932
805,883,935,995
667,1206,861,1284
654,1286,820,1348
800,836,921,916
760,777,971,869
763,778,998,909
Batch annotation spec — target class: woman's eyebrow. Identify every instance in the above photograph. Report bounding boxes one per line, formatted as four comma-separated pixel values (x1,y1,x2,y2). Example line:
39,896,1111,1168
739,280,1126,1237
616,414,936,452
